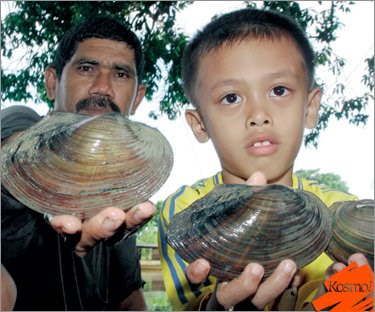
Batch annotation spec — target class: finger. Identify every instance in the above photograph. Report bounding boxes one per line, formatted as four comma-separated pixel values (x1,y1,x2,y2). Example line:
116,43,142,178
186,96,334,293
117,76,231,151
49,215,82,235
246,171,267,186
348,253,369,267
252,259,297,309
75,207,126,256
186,259,211,284
216,263,264,308
124,201,156,229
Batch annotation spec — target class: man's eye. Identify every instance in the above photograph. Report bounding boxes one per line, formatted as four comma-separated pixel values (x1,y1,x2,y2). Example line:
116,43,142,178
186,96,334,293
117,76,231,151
270,86,290,97
116,72,129,78
78,65,92,72
220,93,243,105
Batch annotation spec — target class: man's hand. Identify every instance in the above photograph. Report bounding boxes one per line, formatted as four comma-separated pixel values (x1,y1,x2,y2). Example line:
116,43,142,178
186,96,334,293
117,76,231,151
186,171,298,309
49,201,155,256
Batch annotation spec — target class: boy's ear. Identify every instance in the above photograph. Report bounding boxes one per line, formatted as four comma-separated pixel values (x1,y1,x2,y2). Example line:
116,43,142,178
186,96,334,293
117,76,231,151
305,88,322,129
44,67,57,100
185,109,210,143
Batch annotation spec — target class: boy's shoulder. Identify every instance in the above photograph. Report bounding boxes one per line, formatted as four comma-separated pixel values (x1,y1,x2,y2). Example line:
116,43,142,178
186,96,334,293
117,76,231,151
293,174,358,207
161,173,222,219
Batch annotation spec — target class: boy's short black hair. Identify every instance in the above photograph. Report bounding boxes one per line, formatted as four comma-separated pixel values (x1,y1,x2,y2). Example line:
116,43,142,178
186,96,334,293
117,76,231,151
182,8,316,106
51,16,144,81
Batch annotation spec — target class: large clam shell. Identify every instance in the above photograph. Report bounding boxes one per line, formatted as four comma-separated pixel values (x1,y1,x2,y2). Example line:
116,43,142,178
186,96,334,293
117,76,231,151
166,184,332,281
326,199,374,268
1,112,173,218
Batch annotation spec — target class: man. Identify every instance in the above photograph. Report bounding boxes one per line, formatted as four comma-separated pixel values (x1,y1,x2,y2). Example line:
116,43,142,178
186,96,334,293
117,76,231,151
2,17,155,310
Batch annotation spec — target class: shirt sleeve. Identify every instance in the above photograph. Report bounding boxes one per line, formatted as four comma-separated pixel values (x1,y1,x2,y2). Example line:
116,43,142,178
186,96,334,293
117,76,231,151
110,234,144,305
158,185,216,311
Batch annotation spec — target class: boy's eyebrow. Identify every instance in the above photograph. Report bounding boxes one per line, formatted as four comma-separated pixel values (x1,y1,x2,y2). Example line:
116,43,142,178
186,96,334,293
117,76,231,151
266,70,299,80
72,58,136,77
210,79,241,91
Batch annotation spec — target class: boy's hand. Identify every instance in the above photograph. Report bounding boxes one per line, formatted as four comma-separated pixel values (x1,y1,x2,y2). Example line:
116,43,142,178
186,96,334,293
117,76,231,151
303,253,371,311
48,201,156,256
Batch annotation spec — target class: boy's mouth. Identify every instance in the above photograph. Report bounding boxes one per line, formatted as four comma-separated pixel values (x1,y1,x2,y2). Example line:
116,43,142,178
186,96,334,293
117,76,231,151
247,136,278,156
253,140,272,147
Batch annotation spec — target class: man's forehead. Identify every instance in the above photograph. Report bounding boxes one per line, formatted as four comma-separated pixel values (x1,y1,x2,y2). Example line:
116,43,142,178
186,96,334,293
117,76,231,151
70,38,136,65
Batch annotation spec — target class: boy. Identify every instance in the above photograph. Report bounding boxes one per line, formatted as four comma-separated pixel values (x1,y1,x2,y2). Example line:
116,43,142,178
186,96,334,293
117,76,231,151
158,8,368,311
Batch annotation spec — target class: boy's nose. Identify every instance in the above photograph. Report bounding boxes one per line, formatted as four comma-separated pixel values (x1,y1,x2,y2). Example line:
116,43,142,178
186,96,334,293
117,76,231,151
246,105,272,128
248,114,271,127
89,72,115,98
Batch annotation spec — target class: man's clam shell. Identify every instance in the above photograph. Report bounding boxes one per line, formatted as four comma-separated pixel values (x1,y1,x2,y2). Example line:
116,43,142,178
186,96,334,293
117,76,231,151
1,112,173,218
166,184,332,281
326,199,374,268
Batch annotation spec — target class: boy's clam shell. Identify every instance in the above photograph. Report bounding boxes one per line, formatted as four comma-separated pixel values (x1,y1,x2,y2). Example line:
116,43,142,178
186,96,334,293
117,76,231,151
326,199,374,268
166,184,332,281
1,112,173,218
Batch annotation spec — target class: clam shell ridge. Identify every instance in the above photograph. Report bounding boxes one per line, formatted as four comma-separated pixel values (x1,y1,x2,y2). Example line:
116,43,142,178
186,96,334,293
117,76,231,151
1,112,173,218
326,199,374,268
166,184,332,281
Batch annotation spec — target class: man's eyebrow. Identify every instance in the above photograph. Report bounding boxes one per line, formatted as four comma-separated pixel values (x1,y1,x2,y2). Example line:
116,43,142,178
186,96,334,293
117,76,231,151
72,58,99,66
113,63,136,77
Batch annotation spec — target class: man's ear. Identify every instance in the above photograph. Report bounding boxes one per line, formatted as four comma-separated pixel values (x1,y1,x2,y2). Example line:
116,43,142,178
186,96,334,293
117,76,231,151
185,109,210,143
305,87,322,129
130,84,146,115
44,67,58,100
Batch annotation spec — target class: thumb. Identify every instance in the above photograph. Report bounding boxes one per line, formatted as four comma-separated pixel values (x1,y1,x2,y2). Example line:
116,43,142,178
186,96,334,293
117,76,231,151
246,171,267,186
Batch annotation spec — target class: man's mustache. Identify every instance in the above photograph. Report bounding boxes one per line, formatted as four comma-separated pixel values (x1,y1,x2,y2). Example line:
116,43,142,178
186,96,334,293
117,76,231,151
75,97,120,113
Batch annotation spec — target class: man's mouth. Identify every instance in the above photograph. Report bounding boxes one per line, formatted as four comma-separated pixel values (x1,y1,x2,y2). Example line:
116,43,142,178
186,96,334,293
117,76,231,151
76,97,120,115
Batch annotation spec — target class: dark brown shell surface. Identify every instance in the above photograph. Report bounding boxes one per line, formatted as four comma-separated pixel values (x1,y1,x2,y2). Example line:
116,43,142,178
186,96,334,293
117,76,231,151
166,184,332,281
1,112,173,218
326,199,374,268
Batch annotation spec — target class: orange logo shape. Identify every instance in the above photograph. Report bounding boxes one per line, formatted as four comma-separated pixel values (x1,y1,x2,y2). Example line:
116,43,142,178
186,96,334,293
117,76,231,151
312,262,374,312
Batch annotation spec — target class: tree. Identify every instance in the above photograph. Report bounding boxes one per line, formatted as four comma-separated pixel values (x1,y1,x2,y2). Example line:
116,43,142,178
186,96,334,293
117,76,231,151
295,168,349,192
1,1,373,146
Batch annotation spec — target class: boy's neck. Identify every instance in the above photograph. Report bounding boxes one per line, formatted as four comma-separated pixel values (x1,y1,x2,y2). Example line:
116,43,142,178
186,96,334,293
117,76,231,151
221,169,293,187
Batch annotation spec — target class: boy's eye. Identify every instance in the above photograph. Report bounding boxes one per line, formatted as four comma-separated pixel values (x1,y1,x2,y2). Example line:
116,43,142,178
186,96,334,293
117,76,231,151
220,93,243,105
270,86,290,97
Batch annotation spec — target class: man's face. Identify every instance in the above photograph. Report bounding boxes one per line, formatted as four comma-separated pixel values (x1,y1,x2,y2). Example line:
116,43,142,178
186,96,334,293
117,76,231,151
45,38,145,116
187,37,321,186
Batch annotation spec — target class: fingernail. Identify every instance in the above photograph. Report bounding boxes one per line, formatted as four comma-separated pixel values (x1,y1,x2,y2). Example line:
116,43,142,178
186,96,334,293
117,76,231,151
246,263,264,277
281,260,296,274
193,260,209,276
133,207,144,223
102,217,122,232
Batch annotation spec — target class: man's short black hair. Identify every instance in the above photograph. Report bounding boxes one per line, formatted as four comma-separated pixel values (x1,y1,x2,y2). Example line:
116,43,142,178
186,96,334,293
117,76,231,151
51,16,144,81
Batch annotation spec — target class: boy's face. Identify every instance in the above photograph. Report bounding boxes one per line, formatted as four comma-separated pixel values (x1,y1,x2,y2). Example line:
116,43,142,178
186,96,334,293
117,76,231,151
186,37,321,186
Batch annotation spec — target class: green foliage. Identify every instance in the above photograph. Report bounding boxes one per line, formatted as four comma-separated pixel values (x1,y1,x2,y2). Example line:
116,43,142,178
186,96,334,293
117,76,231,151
1,1,190,116
1,1,373,146
137,200,162,245
144,291,172,311
295,168,349,192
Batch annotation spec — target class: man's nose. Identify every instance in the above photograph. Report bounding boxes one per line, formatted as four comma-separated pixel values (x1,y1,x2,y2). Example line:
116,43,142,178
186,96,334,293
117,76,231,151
88,72,115,98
